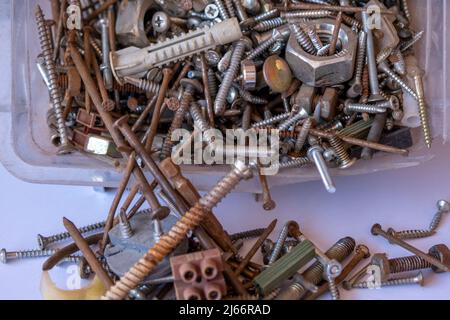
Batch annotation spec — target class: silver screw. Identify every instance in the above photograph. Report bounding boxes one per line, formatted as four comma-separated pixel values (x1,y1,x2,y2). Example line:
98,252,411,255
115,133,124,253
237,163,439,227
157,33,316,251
289,24,316,55
0,248,81,264
278,109,308,131
352,272,424,289
307,145,336,194
37,220,105,249
214,39,251,115
253,17,286,32
247,25,290,60
252,112,291,128
35,5,71,154
213,0,230,20
268,221,299,265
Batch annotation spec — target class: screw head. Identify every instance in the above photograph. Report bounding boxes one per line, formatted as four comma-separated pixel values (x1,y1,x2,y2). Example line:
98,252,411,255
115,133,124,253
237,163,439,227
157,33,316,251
152,11,171,33
355,244,371,259
204,4,219,19
263,199,276,211
37,234,47,250
437,200,450,213
0,248,7,264
371,224,383,236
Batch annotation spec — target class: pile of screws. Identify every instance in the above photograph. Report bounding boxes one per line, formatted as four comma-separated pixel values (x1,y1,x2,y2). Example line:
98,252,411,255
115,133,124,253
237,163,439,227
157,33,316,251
4,0,443,300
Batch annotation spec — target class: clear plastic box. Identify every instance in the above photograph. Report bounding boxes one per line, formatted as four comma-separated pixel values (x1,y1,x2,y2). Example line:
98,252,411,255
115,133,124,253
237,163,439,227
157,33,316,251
0,0,449,193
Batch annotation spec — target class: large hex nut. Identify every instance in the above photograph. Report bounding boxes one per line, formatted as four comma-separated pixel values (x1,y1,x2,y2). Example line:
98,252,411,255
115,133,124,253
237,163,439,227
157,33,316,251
285,19,357,87
116,0,156,48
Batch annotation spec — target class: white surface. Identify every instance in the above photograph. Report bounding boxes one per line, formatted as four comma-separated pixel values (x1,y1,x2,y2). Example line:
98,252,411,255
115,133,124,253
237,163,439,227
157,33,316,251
0,1,449,300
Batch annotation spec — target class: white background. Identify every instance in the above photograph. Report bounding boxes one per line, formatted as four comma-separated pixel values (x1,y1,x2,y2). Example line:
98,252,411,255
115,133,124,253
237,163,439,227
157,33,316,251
0,1,449,300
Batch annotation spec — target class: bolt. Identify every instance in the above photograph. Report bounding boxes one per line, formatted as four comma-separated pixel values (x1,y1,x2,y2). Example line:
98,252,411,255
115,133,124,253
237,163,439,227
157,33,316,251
276,237,356,300
99,18,113,90
37,220,105,249
215,38,251,115
307,145,336,194
371,224,450,272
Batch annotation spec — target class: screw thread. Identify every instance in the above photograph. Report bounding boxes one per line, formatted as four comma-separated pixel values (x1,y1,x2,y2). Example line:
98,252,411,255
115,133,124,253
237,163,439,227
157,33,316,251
327,275,340,300
38,221,105,249
215,40,247,115
353,273,423,288
401,0,412,21
35,5,69,150
190,102,210,132
380,65,418,100
252,113,291,128
161,87,194,159
389,228,435,240
354,31,367,82
278,157,311,170
345,103,387,114
400,31,424,53
16,249,57,259
429,211,446,232
254,9,280,23
389,256,432,273
224,0,236,18
123,77,161,96
213,0,230,20
200,163,252,211
305,25,324,51
230,228,266,241
278,111,307,131
247,37,280,60
328,136,352,167
414,75,432,148
290,24,316,55
89,38,103,57
207,69,218,98
268,222,291,264
294,118,313,152
238,87,268,104
253,17,286,32
283,10,332,19
340,13,362,30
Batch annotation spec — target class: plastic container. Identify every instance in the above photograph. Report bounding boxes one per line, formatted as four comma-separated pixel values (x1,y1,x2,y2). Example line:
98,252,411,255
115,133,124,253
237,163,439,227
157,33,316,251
0,0,449,193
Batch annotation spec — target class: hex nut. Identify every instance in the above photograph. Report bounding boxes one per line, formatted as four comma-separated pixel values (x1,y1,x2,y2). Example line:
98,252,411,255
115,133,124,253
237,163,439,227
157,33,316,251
370,253,391,282
285,19,357,87
116,0,156,48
